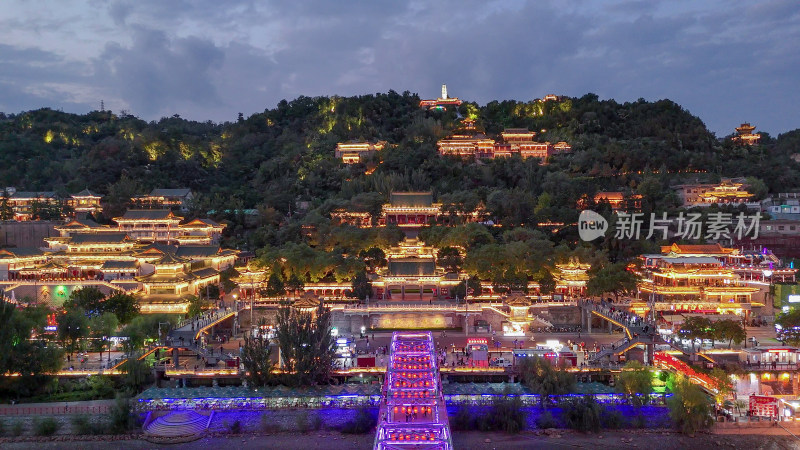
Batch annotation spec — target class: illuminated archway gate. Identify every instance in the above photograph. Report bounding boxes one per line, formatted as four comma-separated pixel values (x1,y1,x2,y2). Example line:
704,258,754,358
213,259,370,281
374,331,452,450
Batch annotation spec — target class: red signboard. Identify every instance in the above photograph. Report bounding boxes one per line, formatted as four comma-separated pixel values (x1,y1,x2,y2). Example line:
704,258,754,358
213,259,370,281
749,395,778,417
357,356,376,368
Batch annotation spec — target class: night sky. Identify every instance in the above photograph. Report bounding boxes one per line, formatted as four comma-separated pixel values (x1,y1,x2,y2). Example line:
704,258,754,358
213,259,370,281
1,0,798,136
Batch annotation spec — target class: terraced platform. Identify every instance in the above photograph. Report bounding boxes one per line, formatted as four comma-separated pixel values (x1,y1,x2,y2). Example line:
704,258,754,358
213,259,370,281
144,410,210,443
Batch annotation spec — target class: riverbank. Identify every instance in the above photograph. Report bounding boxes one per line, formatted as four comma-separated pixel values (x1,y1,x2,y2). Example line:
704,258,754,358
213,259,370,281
2,429,799,449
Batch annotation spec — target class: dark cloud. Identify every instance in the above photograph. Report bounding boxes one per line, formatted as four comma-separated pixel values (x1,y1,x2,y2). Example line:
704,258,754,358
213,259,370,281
0,0,798,135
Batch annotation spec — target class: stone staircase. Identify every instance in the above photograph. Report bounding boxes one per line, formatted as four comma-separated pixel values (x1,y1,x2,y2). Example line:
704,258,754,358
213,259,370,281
143,410,211,443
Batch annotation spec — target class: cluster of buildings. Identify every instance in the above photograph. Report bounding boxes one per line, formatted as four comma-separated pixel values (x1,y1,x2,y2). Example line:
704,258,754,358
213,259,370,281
436,119,571,160
330,192,488,229
633,243,796,319
0,187,237,314
3,187,195,221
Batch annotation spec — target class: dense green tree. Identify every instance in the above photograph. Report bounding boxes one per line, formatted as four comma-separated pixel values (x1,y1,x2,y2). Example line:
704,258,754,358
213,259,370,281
586,263,639,300
241,334,274,387
714,319,746,348
103,292,139,324
57,307,89,356
776,309,800,346
666,375,713,435
679,316,713,351
265,272,286,298
64,287,106,317
359,247,387,272
437,246,463,273
518,356,575,407
617,361,653,407
89,312,119,359
275,303,335,386
350,271,372,300
0,302,63,398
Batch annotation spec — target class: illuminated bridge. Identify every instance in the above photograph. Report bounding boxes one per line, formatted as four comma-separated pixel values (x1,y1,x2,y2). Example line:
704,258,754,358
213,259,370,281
374,331,452,450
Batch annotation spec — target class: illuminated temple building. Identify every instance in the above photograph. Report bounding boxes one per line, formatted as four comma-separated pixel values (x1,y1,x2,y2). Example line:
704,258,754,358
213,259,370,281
419,84,462,110
335,141,386,164
733,123,760,146
631,243,776,317
7,190,60,221
372,238,461,300
674,179,756,208
437,122,571,161
68,189,103,215
132,188,194,212
0,209,236,311
331,192,486,228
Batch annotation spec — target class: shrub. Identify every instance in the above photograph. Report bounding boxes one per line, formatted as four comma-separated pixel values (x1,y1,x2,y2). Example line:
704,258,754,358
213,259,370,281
632,413,647,429
535,411,558,429
261,413,282,433
34,417,60,436
482,396,526,434
561,396,602,433
296,411,310,433
86,375,116,399
340,407,376,434
11,420,24,436
450,406,474,431
71,415,101,435
108,396,134,434
0,418,4,437
309,413,323,431
601,409,625,429
228,420,242,434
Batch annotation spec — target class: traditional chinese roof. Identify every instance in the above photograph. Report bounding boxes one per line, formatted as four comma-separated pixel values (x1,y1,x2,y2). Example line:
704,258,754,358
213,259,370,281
69,232,130,245
101,260,138,270
389,192,434,207
0,247,43,258
57,218,104,229
387,260,436,277
71,189,101,198
661,257,722,265
152,253,189,265
175,245,221,258
117,209,178,220
662,243,732,255
136,272,195,283
192,267,219,279
149,188,192,197
504,294,531,307
293,292,321,309
180,218,222,228
10,191,57,199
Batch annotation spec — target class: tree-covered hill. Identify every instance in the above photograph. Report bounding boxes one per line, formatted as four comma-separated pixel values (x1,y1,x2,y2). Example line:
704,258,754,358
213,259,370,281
1,91,798,258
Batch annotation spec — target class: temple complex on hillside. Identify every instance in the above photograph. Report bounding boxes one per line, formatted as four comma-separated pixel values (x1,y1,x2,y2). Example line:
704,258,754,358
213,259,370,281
7,190,60,221
733,123,760,146
419,84,463,110
436,119,496,158
335,141,386,164
68,189,103,215
372,238,460,300
131,188,194,212
0,207,236,312
114,210,183,243
437,122,571,161
630,243,796,318
673,179,756,208
583,191,643,211
331,191,486,228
